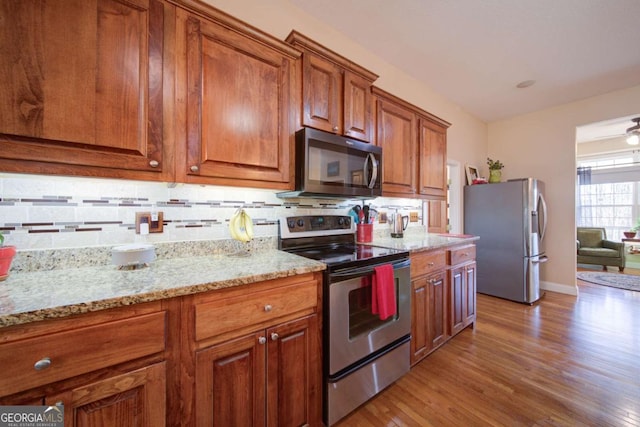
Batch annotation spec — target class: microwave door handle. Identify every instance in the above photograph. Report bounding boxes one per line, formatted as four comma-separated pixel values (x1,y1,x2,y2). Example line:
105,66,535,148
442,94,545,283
364,153,378,189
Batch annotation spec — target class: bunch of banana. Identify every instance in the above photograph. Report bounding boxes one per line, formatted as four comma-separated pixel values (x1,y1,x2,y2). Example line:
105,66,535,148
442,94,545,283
229,208,254,242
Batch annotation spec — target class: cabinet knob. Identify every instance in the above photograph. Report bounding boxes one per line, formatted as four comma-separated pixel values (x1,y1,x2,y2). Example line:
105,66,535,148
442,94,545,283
149,160,159,168
264,304,272,312
332,126,339,132
270,332,279,341
34,357,52,371
190,165,199,173
428,262,435,267
258,336,266,345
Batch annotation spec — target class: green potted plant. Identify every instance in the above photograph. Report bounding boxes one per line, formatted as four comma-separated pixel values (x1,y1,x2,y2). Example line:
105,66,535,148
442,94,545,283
487,157,504,183
0,234,17,281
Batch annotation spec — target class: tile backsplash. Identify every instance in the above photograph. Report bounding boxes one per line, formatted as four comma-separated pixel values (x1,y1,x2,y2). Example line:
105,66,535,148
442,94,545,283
0,173,424,251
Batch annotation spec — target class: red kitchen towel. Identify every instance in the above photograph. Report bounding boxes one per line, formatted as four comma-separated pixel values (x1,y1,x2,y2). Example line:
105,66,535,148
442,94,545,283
371,264,396,320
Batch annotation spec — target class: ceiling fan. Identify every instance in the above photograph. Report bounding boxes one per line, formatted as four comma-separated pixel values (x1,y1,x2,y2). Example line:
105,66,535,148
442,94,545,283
627,117,640,145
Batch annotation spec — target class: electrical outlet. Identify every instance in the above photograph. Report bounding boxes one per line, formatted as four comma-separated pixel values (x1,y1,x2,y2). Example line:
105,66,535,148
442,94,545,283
379,212,388,224
136,211,164,233
409,211,419,222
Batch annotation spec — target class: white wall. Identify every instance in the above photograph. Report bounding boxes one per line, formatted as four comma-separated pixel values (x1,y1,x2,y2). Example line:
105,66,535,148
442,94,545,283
201,0,488,228
488,84,640,294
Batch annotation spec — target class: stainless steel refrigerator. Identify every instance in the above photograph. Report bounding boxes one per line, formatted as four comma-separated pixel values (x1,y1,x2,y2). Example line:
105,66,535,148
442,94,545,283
464,178,548,304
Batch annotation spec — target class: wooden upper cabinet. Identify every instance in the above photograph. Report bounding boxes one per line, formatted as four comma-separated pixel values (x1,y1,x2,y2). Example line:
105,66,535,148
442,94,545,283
372,88,417,196
176,7,300,189
373,86,450,199
286,31,378,142
419,117,448,199
0,0,173,180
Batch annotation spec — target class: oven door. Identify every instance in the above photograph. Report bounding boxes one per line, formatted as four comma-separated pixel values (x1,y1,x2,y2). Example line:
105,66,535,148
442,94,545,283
327,258,411,375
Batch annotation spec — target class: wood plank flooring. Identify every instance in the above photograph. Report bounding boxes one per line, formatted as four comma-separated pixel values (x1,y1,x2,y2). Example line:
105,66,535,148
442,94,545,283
335,277,640,426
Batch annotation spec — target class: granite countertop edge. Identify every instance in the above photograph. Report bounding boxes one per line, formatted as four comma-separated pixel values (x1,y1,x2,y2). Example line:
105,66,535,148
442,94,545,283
367,234,480,253
0,250,326,329
0,233,478,329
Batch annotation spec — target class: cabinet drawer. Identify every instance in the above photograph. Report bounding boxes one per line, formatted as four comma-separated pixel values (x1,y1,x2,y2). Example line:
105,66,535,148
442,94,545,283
195,279,318,341
0,311,166,397
448,245,476,266
411,250,446,277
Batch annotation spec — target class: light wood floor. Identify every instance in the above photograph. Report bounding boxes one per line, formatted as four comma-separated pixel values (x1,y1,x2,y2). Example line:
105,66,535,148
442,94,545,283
336,278,640,426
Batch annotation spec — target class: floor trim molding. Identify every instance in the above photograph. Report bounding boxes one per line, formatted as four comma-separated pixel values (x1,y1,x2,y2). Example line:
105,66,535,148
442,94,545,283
541,280,578,296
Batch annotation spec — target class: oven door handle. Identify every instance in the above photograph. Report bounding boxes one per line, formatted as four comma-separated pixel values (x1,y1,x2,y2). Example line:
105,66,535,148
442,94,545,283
330,258,410,281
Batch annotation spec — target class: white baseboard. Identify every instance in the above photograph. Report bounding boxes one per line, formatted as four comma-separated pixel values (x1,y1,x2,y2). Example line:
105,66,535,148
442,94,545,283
541,280,578,296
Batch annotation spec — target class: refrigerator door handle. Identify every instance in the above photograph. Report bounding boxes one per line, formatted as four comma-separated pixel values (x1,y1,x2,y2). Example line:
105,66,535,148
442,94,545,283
538,193,548,242
532,256,548,264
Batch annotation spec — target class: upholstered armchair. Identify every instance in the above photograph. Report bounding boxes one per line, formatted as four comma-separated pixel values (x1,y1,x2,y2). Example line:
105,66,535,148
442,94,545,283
576,227,625,272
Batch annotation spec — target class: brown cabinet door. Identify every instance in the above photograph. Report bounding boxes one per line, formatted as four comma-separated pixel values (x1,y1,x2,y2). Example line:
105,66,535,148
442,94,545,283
375,97,416,196
47,362,166,427
427,200,448,234
179,11,297,188
419,119,447,198
427,270,448,351
410,277,427,365
266,314,320,427
449,265,466,336
302,53,343,134
0,0,168,179
343,70,373,142
411,270,447,366
464,262,477,326
195,333,266,427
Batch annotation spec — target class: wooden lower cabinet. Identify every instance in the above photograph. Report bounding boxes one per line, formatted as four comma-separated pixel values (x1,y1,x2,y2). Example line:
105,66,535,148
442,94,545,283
411,244,476,366
0,301,170,426
46,363,166,427
411,270,448,365
187,272,323,427
195,315,319,427
450,262,477,335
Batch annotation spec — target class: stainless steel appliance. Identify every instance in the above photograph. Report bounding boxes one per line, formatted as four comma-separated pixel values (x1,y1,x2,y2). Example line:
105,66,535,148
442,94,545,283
279,215,411,426
277,127,382,199
463,178,548,304
389,210,409,238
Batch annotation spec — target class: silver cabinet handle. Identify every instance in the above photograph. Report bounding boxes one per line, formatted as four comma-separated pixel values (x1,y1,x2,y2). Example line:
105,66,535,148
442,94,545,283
149,160,159,168
332,126,339,132
428,262,435,267
258,336,266,345
34,357,51,371
264,304,272,312
270,332,279,341
190,165,199,173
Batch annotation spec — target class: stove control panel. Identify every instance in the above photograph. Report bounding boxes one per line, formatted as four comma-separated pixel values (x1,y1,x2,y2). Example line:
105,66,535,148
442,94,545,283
285,215,351,232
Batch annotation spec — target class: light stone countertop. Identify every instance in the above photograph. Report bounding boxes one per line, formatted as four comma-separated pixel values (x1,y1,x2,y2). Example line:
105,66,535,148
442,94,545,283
367,233,479,253
0,250,325,328
0,232,478,329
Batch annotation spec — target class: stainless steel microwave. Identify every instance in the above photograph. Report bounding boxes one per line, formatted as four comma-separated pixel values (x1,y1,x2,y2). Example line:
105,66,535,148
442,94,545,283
278,127,382,199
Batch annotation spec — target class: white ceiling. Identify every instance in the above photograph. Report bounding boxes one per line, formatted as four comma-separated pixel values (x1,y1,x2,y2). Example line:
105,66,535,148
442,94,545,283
289,0,640,125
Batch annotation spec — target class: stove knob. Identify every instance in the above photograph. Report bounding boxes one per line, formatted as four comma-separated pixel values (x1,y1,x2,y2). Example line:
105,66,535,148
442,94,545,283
287,220,296,229
297,219,305,228
337,217,345,226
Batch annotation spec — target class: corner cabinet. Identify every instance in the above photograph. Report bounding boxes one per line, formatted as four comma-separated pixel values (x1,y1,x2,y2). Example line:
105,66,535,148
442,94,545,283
0,0,174,181
175,6,301,189
182,273,323,427
286,31,378,142
372,87,451,199
410,243,476,366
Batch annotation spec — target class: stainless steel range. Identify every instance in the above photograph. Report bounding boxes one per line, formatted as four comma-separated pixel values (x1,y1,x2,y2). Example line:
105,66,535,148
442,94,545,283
279,215,411,426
